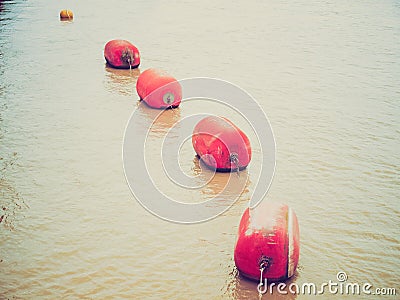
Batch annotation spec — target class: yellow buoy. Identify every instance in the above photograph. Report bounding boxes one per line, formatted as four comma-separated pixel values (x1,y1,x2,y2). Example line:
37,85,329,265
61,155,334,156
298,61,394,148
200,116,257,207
60,9,73,20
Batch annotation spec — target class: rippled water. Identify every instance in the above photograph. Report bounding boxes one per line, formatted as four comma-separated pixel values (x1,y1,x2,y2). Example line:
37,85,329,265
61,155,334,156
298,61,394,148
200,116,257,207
1,0,399,299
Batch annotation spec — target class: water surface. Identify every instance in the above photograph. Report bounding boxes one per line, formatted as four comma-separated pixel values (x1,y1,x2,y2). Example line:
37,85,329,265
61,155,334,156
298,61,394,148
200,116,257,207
0,0,399,299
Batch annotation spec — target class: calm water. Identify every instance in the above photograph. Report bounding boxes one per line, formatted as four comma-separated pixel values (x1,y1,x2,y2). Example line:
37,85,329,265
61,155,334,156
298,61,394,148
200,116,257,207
1,0,399,299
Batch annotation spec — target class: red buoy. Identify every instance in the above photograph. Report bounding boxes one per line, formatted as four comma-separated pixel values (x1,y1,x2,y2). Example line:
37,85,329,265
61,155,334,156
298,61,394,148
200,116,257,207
192,116,251,172
234,202,300,282
104,40,140,69
136,68,182,109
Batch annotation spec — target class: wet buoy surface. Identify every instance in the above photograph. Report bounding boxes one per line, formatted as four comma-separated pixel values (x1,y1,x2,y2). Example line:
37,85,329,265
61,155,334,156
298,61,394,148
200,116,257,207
104,40,140,69
192,116,251,172
136,68,182,109
234,202,300,282
60,9,73,20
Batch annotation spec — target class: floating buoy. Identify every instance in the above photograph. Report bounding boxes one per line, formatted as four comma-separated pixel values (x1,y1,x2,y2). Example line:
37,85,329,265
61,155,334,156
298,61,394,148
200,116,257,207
234,202,300,282
192,116,251,172
104,40,140,69
136,68,182,109
60,9,73,20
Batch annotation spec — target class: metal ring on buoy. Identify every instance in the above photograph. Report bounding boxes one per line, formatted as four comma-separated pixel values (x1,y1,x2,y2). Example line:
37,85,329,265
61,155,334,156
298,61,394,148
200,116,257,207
104,40,140,69
136,68,182,109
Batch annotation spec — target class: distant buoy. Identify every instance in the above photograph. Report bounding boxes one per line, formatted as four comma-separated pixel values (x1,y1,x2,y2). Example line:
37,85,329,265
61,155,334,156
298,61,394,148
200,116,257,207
104,40,140,69
136,68,182,109
192,116,251,172
234,202,300,282
60,10,73,20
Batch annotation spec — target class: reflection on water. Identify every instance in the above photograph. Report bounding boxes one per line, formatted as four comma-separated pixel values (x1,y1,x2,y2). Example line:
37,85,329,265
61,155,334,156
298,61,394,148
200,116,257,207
137,101,182,133
104,65,140,96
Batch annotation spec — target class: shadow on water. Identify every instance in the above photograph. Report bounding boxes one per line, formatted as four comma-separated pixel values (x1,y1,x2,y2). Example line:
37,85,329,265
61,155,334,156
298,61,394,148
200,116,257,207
104,64,140,96
137,101,182,134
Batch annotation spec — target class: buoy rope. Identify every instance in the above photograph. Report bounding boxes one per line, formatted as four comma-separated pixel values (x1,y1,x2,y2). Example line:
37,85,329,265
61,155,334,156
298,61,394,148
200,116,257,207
229,153,240,176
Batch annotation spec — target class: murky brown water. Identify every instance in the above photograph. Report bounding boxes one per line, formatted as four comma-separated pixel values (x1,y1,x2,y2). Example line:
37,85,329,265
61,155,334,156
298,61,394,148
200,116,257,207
1,0,399,299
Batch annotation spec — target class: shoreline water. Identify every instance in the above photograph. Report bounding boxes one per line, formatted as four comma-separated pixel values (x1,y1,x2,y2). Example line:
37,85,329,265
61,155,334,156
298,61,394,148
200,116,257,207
0,0,399,298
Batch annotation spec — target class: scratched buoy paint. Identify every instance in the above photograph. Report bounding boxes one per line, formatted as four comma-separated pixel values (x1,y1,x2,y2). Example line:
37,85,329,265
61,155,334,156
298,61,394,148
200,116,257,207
104,40,140,69
192,116,251,172
136,68,182,109
59,10,73,20
234,202,300,282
